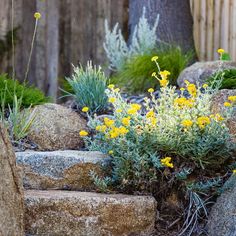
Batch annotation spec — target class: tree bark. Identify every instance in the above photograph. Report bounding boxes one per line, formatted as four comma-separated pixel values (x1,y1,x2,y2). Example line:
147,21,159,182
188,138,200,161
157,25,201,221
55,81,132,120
129,0,196,53
0,123,24,236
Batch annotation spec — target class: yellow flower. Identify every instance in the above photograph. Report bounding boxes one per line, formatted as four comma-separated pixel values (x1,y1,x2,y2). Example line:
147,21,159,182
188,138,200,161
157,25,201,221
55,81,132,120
82,107,89,112
151,56,158,61
130,103,141,111
104,117,115,127
108,97,116,103
197,116,210,129
159,70,170,80
109,130,120,138
146,110,155,118
159,79,168,87
79,130,88,136
203,84,208,89
180,88,185,91
122,117,131,126
224,102,231,107
34,12,41,19
233,169,236,175
148,88,154,93
108,84,115,89
116,109,123,113
217,48,225,54
152,72,157,77
214,113,225,122
228,96,236,102
182,119,193,128
119,126,129,135
187,83,197,97
127,108,137,115
108,150,114,155
161,157,174,168
114,88,120,93
96,125,107,132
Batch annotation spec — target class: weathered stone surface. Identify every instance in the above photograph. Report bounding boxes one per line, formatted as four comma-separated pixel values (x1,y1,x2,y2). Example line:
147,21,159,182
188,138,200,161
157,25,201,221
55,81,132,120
207,177,236,236
177,61,236,87
0,123,24,236
28,103,87,151
211,89,236,142
25,190,157,236
16,151,109,191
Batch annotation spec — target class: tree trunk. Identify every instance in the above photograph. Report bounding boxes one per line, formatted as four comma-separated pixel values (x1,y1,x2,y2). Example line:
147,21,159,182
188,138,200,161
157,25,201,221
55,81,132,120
0,123,24,236
129,0,196,53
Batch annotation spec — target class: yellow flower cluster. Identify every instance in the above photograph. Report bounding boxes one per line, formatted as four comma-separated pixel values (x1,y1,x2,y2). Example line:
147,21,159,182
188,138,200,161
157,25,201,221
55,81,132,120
127,103,141,115
96,125,107,132
79,130,88,136
104,117,115,127
108,126,129,138
185,80,197,97
197,116,211,129
161,157,174,168
95,117,129,139
122,116,131,126
182,119,193,128
174,97,194,108
151,56,159,62
148,88,154,93
34,12,41,19
82,106,89,112
217,48,225,54
224,95,236,107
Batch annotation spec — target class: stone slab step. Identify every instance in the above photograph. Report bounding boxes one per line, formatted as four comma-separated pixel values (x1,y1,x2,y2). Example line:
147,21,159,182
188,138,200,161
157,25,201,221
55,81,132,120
24,190,157,236
16,151,109,191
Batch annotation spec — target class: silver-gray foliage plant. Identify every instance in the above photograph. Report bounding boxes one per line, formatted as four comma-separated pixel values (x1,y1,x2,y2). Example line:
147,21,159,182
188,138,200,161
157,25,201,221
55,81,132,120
103,7,159,71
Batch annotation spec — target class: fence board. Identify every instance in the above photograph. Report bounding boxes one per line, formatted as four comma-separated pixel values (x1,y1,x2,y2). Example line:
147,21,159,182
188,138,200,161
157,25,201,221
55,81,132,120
191,0,236,61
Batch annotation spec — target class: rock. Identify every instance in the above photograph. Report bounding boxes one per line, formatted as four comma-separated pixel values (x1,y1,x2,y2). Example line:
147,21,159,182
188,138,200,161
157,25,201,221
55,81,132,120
25,190,157,236
0,123,24,235
177,61,236,87
211,89,236,142
16,150,110,191
207,177,236,236
28,103,87,151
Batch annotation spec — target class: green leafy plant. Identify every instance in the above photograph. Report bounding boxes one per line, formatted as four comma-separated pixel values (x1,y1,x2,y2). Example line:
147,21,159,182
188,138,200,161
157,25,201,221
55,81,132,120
0,88,36,142
207,69,236,90
0,74,49,108
112,46,192,93
66,61,108,114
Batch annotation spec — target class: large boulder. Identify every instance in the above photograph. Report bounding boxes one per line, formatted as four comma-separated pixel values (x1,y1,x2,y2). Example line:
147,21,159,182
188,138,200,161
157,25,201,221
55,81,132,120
28,103,87,151
25,190,157,236
211,89,236,142
207,177,236,236
177,61,236,87
16,150,110,191
0,123,24,235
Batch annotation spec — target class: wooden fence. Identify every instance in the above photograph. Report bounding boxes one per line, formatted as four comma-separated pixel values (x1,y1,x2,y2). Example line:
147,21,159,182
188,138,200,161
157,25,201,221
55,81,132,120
0,0,128,100
190,0,236,61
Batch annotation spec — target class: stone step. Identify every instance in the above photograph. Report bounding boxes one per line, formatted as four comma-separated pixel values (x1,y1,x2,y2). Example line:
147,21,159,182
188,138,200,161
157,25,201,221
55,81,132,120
16,151,110,191
25,190,157,236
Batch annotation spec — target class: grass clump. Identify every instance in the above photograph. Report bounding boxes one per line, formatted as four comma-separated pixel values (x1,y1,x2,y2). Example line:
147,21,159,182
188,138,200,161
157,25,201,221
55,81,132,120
66,61,108,114
0,74,49,107
112,46,192,93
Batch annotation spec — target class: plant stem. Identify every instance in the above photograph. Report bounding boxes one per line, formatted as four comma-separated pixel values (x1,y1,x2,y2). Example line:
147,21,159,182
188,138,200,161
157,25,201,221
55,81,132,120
11,0,15,80
24,19,39,82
